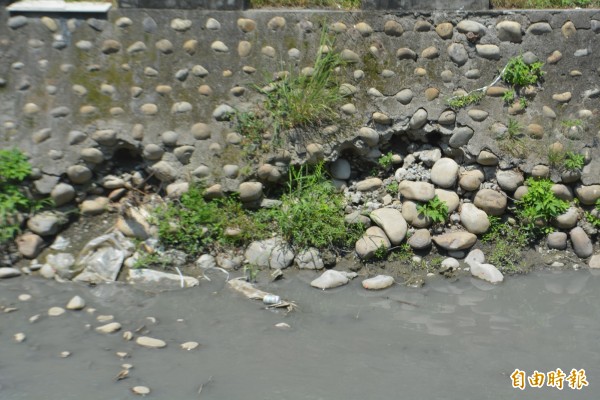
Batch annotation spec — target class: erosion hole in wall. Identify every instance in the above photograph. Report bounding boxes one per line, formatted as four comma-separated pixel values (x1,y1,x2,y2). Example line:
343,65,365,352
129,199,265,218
111,146,144,172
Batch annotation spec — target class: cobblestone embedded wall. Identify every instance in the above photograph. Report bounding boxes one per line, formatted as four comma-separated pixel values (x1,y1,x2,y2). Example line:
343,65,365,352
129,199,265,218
1,9,600,206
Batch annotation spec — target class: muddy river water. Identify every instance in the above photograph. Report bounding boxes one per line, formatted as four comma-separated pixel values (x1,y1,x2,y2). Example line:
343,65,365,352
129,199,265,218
1,269,599,399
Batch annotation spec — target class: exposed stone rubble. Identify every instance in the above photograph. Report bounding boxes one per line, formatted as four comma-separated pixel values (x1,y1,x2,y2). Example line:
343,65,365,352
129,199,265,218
0,9,599,288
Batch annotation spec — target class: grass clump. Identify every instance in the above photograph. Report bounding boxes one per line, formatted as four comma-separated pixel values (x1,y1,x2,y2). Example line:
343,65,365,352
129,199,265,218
497,118,526,157
154,188,269,257
482,216,529,274
261,31,345,135
234,110,269,161
517,177,569,237
269,162,361,250
446,91,484,110
152,162,359,257
417,195,448,225
561,119,584,128
0,149,38,243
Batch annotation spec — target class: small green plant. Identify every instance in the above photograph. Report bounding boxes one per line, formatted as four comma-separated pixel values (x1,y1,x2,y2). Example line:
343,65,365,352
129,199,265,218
243,264,259,282
373,244,389,260
446,90,484,110
482,216,529,273
585,199,600,228
502,56,544,87
499,56,544,109
386,181,399,196
498,118,526,157
502,89,516,104
378,152,394,169
561,119,583,128
417,195,448,225
563,152,585,171
547,147,565,168
519,97,528,109
0,149,37,243
388,242,414,264
517,178,569,237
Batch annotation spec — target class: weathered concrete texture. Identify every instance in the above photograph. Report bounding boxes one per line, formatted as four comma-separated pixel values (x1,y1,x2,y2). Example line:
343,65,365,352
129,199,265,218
1,8,600,207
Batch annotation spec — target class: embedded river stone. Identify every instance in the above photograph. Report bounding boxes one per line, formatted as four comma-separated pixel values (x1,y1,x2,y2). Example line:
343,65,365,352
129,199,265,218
239,182,263,202
460,203,490,234
362,275,394,290
137,336,167,348
435,189,459,213
574,184,600,205
431,158,459,188
356,178,383,192
96,322,122,334
311,270,351,290
402,200,431,228
570,227,593,258
384,20,404,36
355,226,391,260
370,208,407,245
16,233,44,258
432,231,477,251
457,20,486,35
496,20,522,42
66,295,86,310
398,181,435,202
470,263,504,284
547,232,568,250
473,189,507,216
407,229,431,250
496,170,524,192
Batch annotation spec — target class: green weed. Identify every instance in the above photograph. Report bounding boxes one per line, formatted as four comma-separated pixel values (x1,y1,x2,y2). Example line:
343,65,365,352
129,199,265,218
502,56,544,87
261,29,345,136
153,188,270,257
547,147,565,168
498,118,526,157
563,152,585,171
417,195,448,225
482,216,529,274
585,199,600,228
0,149,41,243
378,152,394,169
386,181,399,196
269,162,362,250
561,119,584,128
503,89,516,105
517,178,569,237
446,91,484,110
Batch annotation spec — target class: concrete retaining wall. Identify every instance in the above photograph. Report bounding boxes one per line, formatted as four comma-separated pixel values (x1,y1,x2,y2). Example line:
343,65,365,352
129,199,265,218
0,8,599,201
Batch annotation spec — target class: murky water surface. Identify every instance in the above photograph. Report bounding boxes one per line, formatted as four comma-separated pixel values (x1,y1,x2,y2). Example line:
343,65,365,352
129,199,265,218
1,269,599,399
